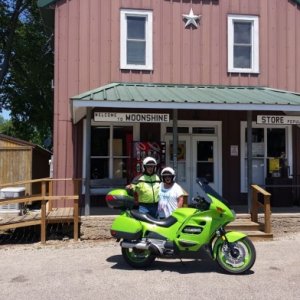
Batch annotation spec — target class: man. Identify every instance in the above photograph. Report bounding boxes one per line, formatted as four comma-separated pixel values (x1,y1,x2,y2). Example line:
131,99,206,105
127,157,160,217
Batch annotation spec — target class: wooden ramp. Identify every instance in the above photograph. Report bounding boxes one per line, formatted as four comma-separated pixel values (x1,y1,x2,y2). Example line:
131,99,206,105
0,213,41,230
0,178,80,243
0,208,78,229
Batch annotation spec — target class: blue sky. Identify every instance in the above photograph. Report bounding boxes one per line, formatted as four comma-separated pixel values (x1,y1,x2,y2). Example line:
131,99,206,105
1,109,10,120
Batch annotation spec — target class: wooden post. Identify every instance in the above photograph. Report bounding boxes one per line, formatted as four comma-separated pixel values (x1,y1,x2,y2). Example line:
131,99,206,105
73,180,79,241
182,189,189,207
264,194,272,233
41,180,47,244
74,197,79,241
48,180,53,211
251,186,258,223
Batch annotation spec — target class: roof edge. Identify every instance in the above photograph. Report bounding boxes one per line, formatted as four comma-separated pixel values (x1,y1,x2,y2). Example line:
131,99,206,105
71,82,300,101
37,0,300,9
0,133,52,154
37,0,57,8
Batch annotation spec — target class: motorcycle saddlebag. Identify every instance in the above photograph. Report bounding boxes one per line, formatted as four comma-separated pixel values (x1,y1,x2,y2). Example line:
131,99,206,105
111,214,143,240
106,189,134,209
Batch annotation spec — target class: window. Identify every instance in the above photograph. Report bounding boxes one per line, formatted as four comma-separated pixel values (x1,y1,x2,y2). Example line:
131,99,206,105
240,123,292,192
120,9,153,70
228,15,259,73
90,126,133,179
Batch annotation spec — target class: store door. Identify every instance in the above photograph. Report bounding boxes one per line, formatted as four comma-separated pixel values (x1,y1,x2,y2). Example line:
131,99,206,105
165,135,191,195
165,135,221,202
192,136,219,196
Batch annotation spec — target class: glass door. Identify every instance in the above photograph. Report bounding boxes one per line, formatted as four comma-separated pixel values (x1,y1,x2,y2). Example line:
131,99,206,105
192,136,219,195
165,135,191,195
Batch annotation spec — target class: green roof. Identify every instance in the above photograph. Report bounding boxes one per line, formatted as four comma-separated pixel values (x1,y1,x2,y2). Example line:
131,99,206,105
37,0,57,7
72,83,300,105
70,83,300,123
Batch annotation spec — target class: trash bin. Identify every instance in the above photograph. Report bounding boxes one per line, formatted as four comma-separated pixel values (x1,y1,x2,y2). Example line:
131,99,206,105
0,187,25,215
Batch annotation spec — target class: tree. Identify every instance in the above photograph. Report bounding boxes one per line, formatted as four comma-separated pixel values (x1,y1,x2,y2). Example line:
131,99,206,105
0,116,15,136
0,0,53,148
0,0,30,85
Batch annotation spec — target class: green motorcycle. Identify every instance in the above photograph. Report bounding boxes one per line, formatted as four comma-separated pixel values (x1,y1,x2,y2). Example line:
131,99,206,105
106,178,256,274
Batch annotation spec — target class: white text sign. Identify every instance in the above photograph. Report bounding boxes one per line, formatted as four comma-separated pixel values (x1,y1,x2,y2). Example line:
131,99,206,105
94,112,170,123
257,115,300,125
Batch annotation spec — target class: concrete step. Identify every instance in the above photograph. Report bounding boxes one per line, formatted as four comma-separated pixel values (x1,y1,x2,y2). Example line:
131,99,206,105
242,230,273,241
227,217,273,241
226,219,261,231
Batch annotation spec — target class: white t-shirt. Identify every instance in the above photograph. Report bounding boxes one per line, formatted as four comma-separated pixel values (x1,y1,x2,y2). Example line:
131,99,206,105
158,182,184,218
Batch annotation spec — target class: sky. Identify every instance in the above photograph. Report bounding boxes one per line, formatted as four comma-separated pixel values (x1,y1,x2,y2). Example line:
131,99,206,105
1,109,10,120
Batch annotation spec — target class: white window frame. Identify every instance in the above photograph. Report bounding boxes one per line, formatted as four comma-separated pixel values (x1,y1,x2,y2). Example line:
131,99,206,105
240,122,293,193
120,9,153,70
82,120,139,193
228,15,259,73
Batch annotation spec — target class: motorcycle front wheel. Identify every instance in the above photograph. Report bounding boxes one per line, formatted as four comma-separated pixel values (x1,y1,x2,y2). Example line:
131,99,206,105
216,237,256,274
121,246,156,268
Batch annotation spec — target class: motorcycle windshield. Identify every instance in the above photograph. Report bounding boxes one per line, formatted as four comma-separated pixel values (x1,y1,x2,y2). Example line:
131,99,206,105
197,178,231,209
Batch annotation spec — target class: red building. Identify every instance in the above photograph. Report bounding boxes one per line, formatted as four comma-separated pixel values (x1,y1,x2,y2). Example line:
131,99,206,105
38,0,300,214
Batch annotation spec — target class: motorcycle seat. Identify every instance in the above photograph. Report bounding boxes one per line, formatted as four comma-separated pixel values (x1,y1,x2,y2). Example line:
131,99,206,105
130,210,177,228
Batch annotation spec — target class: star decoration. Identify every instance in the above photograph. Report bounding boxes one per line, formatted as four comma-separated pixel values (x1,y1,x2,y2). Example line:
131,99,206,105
182,8,201,28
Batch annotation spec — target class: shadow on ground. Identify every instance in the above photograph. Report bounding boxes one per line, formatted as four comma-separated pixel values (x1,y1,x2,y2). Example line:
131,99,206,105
0,223,74,245
106,254,254,275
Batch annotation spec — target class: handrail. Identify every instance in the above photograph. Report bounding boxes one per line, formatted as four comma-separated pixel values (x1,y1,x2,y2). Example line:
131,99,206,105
0,178,81,244
251,184,272,234
0,177,82,188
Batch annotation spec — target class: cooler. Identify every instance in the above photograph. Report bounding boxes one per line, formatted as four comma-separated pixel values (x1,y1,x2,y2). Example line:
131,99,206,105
0,187,25,215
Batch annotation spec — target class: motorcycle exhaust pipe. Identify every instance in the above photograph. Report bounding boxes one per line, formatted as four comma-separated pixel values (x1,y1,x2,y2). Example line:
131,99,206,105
121,241,148,250
120,241,162,255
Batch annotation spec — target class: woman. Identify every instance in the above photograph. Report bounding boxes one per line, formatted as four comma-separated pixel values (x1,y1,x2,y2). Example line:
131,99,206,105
158,167,184,218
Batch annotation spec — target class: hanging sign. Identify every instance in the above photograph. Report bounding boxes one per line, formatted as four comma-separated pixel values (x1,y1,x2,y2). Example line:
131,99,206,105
257,115,300,125
94,112,169,123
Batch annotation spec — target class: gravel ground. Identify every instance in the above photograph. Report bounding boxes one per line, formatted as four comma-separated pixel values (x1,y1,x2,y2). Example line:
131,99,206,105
269,215,300,237
0,232,300,300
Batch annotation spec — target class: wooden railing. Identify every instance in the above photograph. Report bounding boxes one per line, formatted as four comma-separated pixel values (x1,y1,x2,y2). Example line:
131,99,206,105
251,184,272,234
0,178,80,244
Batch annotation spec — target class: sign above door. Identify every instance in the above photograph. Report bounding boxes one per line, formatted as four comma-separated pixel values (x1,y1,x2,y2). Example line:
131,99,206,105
94,112,169,123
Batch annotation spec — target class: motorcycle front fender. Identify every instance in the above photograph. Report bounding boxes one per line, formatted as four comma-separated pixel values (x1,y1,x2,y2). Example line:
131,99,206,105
212,231,247,259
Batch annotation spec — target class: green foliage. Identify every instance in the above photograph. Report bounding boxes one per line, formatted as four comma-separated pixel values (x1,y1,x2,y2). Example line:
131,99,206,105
0,0,53,149
0,118,16,136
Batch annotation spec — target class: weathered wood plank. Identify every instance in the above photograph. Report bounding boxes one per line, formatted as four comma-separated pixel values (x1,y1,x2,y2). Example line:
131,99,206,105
0,220,41,230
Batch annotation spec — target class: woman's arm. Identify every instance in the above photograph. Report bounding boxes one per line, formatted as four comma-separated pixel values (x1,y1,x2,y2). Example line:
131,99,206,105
177,195,184,208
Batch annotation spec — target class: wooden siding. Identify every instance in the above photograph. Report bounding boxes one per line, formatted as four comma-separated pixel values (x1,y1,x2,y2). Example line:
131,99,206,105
52,0,300,190
54,0,300,94
0,135,51,195
0,147,32,193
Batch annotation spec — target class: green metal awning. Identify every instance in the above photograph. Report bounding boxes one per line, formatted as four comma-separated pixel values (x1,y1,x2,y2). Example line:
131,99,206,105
37,0,57,7
70,83,300,123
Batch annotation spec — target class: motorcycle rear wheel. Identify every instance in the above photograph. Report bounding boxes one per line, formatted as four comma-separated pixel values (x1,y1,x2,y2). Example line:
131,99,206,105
121,246,156,268
216,237,256,274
